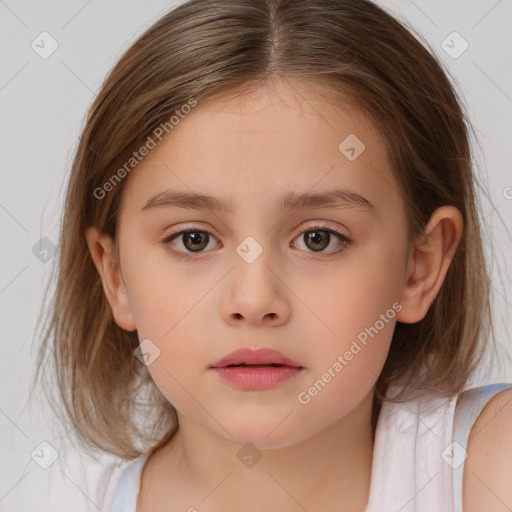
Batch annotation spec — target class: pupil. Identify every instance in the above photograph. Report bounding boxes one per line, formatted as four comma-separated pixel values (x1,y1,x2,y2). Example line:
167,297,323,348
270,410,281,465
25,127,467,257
307,230,329,251
185,231,207,251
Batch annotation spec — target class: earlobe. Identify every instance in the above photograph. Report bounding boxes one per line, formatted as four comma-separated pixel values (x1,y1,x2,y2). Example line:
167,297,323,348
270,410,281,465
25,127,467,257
85,226,137,331
396,206,463,324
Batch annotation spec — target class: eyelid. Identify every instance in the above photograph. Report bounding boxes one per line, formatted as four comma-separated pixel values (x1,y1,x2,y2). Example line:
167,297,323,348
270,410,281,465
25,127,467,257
297,220,349,238
164,220,348,239
164,222,216,238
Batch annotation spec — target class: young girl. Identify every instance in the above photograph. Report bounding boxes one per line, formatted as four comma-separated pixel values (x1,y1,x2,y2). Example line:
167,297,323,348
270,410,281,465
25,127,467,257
33,0,512,511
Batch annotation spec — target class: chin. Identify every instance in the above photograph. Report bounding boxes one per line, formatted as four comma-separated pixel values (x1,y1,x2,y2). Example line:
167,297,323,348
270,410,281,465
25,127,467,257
215,421,318,451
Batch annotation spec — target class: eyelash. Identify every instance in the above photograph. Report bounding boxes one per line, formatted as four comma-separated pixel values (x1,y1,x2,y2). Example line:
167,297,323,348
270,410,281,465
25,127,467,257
162,223,353,261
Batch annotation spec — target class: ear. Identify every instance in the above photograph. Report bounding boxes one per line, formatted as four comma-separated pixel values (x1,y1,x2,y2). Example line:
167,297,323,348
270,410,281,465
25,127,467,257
396,206,463,324
85,226,137,331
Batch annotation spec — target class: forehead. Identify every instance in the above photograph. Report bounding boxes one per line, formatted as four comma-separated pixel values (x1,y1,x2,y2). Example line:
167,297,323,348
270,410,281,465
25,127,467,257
120,80,401,217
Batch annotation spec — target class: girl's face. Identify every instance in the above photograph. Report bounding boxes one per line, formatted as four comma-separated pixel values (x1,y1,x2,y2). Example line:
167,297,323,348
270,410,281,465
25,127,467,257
115,80,411,448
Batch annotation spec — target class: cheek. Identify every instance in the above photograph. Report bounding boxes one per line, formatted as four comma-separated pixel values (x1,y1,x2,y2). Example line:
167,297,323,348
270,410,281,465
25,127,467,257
145,346,197,405
120,243,214,400
300,240,405,337
122,241,211,337
293,237,405,384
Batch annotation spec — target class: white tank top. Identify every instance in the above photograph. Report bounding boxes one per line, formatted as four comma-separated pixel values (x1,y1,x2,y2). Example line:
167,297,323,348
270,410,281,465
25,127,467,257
106,382,512,512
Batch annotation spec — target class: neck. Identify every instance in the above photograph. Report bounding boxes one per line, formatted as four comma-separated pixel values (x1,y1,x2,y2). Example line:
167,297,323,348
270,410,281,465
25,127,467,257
148,387,376,512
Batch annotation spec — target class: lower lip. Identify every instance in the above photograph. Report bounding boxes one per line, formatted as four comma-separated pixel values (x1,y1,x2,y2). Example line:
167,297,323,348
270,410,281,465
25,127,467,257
211,366,303,390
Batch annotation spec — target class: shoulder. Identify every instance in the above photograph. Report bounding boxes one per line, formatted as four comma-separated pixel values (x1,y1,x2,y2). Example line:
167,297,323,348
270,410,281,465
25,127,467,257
462,387,512,512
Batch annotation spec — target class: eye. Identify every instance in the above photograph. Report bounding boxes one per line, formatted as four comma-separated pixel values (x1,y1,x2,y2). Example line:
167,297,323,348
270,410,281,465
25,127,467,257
291,223,352,256
162,222,352,259
163,225,219,258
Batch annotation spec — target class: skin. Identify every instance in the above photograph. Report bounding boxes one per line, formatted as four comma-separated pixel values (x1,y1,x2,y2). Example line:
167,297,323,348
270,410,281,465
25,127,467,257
461,388,512,512
87,79,463,511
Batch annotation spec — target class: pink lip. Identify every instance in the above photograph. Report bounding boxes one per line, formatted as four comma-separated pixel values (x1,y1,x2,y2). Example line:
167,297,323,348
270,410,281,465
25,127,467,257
210,348,303,368
209,348,304,390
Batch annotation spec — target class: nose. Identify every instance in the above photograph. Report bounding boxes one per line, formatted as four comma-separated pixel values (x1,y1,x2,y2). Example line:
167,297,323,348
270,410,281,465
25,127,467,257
221,252,291,327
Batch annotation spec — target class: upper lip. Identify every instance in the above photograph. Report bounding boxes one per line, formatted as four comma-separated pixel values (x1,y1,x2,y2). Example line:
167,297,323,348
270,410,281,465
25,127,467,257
210,348,303,368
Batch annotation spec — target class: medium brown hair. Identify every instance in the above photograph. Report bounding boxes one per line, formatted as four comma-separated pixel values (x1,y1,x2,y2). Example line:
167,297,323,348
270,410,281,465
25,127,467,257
33,0,497,459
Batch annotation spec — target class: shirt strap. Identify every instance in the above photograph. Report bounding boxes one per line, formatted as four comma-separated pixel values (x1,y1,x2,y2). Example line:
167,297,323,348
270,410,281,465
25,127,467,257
110,455,148,511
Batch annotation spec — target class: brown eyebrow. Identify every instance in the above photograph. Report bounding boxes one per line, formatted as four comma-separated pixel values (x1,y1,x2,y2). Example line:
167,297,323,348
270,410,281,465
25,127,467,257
141,188,375,214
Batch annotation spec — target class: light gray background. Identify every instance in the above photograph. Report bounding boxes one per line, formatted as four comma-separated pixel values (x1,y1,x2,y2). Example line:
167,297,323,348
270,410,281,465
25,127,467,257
1,0,511,508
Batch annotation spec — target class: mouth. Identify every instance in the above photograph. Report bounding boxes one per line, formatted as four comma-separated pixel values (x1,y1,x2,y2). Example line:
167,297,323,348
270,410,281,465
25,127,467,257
209,348,304,390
